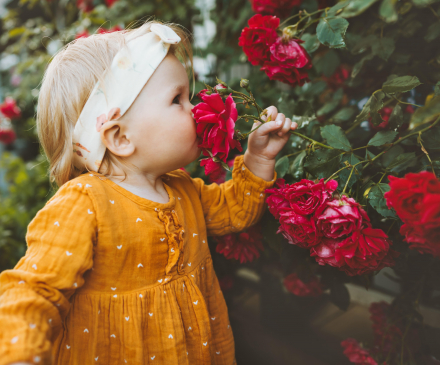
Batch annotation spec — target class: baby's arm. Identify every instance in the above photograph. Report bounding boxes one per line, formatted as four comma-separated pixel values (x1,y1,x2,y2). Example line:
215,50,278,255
0,181,97,365
187,154,277,237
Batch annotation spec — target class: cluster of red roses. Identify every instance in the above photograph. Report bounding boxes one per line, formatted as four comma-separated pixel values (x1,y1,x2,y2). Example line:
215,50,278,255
265,178,400,276
384,171,440,258
238,14,312,87
213,224,265,264
0,97,21,145
191,87,243,176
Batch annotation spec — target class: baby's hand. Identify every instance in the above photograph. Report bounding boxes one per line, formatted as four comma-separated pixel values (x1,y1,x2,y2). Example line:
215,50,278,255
246,105,298,161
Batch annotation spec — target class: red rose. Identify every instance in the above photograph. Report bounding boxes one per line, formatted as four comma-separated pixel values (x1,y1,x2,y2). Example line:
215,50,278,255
192,93,242,175
399,194,440,258
215,225,264,264
260,37,312,87
250,0,301,18
265,178,338,218
283,272,323,297
317,196,370,239
384,171,440,222
278,212,319,248
0,97,21,119
334,227,399,276
238,14,279,66
310,238,343,268
341,338,378,365
0,128,16,145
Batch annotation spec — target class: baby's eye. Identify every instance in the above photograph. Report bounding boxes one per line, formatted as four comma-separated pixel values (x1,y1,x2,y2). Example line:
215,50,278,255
173,94,180,104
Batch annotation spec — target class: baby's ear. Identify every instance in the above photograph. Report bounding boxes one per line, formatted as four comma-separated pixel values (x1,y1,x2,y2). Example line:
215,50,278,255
100,120,135,157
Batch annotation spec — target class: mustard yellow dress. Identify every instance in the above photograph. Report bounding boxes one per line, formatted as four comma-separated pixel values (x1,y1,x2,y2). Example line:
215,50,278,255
0,155,277,365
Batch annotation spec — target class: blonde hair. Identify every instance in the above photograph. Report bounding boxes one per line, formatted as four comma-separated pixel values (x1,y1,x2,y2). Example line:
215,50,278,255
36,19,194,189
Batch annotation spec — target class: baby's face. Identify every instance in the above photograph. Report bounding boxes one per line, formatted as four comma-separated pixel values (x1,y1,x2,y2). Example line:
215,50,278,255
120,53,201,173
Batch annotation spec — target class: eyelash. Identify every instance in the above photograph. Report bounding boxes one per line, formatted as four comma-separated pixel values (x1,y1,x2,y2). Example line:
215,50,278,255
173,94,180,104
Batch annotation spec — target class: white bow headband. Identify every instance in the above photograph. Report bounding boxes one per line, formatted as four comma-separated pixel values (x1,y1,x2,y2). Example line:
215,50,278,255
72,23,181,172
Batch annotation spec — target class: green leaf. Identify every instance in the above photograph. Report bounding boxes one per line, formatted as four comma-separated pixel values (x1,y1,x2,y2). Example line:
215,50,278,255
372,37,395,61
327,0,350,16
314,49,340,77
339,154,362,189
409,95,440,129
289,151,307,180
387,152,417,171
351,53,374,78
304,149,343,179
423,126,440,150
435,82,440,96
301,33,320,53
368,131,398,146
350,34,378,55
339,0,380,18
321,125,352,151
388,104,404,129
425,21,440,42
316,17,349,49
368,183,397,218
275,155,290,178
352,91,385,125
329,107,357,123
317,100,340,116
382,75,422,94
379,0,398,23
381,145,404,167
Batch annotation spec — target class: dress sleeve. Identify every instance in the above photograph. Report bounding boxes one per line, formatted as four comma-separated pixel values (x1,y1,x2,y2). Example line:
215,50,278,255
0,180,97,365
190,154,277,237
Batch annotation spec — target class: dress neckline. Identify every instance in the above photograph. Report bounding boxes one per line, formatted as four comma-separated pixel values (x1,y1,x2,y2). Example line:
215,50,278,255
84,171,176,210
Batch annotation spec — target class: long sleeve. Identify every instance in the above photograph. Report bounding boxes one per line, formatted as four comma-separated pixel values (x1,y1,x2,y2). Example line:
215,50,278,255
0,181,97,365
190,154,277,237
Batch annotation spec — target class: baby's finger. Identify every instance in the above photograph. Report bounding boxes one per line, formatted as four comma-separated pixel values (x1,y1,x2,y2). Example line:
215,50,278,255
275,113,286,135
291,121,298,131
278,117,291,136
262,106,278,122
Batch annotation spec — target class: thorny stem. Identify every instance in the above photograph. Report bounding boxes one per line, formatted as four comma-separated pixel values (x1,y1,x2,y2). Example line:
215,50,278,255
342,165,355,194
279,7,330,27
363,115,440,170
391,95,422,108
325,160,364,184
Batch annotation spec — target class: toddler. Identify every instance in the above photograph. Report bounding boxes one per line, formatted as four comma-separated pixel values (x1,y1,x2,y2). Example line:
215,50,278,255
0,20,297,365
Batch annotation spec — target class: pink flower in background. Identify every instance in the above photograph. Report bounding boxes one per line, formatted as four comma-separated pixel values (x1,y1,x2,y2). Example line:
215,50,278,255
310,238,343,269
105,0,119,7
283,272,323,297
76,0,94,12
278,212,319,248
208,156,237,184
0,128,16,145
0,97,21,119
